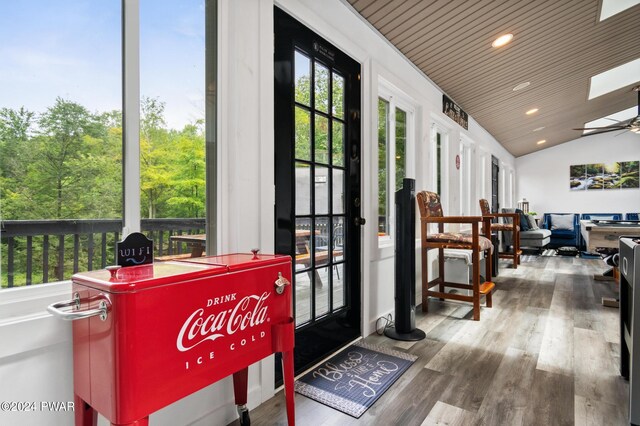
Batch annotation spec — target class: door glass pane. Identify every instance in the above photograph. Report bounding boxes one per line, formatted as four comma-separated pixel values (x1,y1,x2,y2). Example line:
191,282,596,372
294,50,311,106
295,107,311,161
332,263,344,310
295,271,311,325
295,162,311,215
333,169,345,214
314,114,329,164
315,166,329,215
395,107,407,190
314,62,329,113
314,217,330,267
332,217,345,262
315,266,330,317
332,72,344,119
332,120,344,167
295,217,312,268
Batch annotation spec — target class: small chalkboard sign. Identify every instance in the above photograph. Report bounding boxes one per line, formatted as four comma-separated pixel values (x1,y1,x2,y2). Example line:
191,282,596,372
116,232,154,267
443,94,468,130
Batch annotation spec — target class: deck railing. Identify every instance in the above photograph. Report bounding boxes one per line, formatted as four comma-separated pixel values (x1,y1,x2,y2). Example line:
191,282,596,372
0,218,205,288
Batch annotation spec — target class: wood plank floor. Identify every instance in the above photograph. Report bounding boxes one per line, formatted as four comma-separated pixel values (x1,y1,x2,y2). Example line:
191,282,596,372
231,255,629,426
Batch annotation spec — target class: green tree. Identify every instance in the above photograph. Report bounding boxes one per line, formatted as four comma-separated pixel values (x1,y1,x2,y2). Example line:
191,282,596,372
140,96,172,218
0,107,35,182
165,121,206,217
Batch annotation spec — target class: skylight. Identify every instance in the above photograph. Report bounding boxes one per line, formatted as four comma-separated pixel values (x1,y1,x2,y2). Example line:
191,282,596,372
583,106,637,134
600,0,640,21
588,58,640,99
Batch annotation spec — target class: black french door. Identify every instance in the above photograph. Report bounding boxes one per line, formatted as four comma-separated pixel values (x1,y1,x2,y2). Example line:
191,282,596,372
491,155,500,213
274,7,362,380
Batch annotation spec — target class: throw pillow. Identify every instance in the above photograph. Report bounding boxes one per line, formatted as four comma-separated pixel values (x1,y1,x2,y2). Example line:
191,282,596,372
526,215,539,230
550,214,574,230
515,208,530,232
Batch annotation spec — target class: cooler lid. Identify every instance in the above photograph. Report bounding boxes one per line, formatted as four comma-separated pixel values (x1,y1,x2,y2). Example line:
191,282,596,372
181,252,290,272
72,261,228,293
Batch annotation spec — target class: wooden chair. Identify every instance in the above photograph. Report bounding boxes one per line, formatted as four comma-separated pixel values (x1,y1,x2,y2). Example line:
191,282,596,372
479,199,520,269
417,191,495,321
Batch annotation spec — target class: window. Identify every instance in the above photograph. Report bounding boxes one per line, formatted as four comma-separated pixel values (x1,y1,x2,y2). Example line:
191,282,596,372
140,0,205,240
0,0,122,287
377,99,390,237
459,138,474,216
0,0,211,289
431,124,449,209
377,89,413,244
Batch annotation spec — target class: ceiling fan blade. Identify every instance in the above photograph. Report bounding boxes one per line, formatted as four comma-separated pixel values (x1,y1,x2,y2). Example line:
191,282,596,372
580,127,629,136
573,125,627,131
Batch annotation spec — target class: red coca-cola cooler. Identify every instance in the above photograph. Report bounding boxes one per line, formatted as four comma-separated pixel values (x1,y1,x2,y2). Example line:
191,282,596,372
48,252,295,426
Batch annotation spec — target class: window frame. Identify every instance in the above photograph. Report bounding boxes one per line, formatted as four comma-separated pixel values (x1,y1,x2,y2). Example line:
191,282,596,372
430,120,450,212
376,82,415,248
1,0,213,290
459,135,475,216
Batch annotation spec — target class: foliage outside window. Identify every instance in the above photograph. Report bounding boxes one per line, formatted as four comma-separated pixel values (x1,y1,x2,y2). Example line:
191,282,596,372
0,1,123,288
395,108,406,191
140,0,205,220
0,0,206,288
377,94,409,243
378,99,390,237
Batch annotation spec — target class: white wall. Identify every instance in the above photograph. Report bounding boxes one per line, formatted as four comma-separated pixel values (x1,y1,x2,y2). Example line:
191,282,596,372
0,1,516,425
517,132,640,216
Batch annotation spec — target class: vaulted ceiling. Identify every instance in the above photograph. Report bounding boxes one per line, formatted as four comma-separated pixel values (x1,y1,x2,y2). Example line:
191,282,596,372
346,0,640,157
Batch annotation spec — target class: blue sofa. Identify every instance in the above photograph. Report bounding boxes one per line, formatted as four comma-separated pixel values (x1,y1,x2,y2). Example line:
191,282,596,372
542,213,580,248
581,213,623,221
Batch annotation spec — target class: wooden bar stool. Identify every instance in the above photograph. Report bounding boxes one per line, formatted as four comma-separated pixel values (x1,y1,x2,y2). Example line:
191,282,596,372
417,191,495,321
479,199,521,269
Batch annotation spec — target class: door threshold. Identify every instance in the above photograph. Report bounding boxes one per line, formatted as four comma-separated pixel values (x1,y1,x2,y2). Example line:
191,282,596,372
274,336,363,393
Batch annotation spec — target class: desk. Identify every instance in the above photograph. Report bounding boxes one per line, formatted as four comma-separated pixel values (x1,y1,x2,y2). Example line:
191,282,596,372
580,220,640,306
580,220,640,252
169,234,206,258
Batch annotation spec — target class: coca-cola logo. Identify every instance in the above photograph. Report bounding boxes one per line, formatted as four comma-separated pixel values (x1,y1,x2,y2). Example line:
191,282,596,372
177,291,270,352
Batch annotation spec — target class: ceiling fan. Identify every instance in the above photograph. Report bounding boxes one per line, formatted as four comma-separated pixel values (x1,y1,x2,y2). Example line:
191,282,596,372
573,85,640,136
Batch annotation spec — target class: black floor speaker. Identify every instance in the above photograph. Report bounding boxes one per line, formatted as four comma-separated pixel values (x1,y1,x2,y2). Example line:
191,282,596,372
384,178,426,341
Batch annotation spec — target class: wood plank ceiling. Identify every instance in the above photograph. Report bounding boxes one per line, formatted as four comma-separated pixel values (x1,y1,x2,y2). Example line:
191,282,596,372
346,0,640,157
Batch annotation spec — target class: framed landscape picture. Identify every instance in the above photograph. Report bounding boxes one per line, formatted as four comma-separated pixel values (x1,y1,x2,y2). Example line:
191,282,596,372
569,161,639,191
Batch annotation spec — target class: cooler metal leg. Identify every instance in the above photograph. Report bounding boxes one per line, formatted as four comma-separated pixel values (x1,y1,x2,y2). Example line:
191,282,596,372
271,317,296,426
233,368,250,425
111,418,149,426
282,349,296,426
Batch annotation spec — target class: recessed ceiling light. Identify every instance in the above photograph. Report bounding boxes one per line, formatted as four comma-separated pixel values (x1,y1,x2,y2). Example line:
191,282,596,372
513,82,530,91
536,140,546,145
526,108,539,115
533,126,545,132
492,33,513,48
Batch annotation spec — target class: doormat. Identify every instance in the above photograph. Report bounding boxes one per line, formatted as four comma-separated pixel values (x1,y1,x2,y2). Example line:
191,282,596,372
294,341,417,418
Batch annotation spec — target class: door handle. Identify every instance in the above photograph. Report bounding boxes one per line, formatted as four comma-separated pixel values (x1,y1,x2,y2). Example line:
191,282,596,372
354,217,366,226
